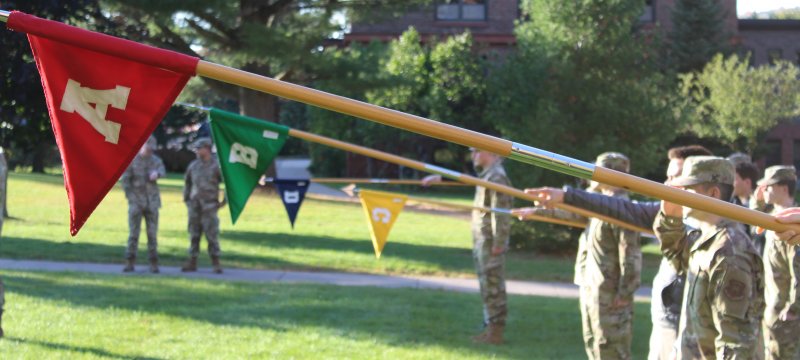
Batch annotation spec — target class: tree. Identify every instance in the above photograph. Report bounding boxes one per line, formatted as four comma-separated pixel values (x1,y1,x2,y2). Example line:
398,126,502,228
306,28,491,177
490,0,682,252
680,54,800,152
102,1,432,120
668,0,730,73
0,0,112,172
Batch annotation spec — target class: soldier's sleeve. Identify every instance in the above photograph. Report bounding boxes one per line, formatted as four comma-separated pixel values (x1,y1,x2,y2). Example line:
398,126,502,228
489,174,513,250
183,165,192,203
120,163,133,193
564,187,658,228
616,226,642,299
155,156,166,178
490,191,512,250
787,245,800,315
216,166,227,207
654,211,690,274
709,255,760,358
529,207,588,223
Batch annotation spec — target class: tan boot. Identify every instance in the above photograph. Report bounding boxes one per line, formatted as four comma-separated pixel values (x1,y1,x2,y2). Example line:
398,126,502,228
122,258,135,272
149,258,160,274
473,323,504,345
181,257,198,272
211,256,223,274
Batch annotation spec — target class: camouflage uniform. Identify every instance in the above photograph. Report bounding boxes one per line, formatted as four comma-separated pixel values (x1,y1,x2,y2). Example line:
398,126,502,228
656,157,764,359
759,166,800,360
581,153,642,359
472,160,513,328
184,139,225,259
120,141,166,261
562,186,681,360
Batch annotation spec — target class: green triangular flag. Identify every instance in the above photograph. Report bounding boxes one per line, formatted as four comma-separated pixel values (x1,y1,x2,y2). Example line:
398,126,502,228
209,108,289,224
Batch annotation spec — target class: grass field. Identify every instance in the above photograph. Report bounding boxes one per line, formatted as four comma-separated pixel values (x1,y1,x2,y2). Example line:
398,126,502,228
0,172,662,283
0,270,652,359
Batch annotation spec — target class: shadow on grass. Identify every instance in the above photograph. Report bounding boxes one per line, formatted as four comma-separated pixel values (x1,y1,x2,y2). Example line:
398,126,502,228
2,271,609,359
5,337,164,360
221,229,474,271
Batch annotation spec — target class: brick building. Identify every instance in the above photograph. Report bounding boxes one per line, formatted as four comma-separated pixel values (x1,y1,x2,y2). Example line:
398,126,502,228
344,1,800,172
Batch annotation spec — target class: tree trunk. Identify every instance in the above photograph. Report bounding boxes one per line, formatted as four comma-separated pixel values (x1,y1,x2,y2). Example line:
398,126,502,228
239,87,279,120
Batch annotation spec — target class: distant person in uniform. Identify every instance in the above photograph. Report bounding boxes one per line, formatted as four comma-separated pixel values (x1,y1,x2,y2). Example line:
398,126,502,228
120,136,166,273
181,138,226,274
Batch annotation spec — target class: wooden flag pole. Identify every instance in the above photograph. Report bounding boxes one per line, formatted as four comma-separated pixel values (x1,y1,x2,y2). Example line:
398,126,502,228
1,12,781,233
287,128,647,234
311,178,469,186
195,61,796,234
350,188,587,229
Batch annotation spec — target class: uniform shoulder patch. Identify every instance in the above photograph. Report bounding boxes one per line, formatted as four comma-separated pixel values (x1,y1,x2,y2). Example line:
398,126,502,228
723,279,746,301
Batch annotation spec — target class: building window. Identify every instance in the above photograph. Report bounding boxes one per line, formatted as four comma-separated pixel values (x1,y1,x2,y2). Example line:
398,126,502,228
768,48,783,65
639,0,655,22
436,0,487,21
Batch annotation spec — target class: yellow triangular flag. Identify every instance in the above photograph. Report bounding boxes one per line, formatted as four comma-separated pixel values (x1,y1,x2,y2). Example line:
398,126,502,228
358,189,407,258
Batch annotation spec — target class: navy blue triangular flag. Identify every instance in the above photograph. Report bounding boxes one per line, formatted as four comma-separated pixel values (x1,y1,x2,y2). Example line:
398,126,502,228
274,179,310,229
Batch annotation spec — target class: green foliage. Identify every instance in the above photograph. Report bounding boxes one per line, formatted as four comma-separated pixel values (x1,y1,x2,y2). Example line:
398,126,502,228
767,8,800,19
101,0,432,118
492,0,682,251
680,54,800,151
307,28,490,177
668,0,730,73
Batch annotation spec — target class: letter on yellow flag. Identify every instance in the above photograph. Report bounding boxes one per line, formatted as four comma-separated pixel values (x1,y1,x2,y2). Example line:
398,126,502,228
358,189,407,258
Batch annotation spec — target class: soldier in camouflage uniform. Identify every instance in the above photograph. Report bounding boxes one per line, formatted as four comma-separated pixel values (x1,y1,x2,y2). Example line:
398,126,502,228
470,149,513,345
656,156,764,359
758,165,800,359
120,136,166,273
423,148,512,344
518,152,641,359
181,138,226,274
0,148,7,337
523,145,713,360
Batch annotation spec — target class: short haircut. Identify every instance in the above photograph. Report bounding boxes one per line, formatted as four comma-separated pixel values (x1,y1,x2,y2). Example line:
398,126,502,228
735,162,760,191
776,179,797,197
667,145,713,160
699,182,735,203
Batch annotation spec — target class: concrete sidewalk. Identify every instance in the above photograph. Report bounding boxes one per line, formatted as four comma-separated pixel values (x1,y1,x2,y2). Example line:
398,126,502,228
0,259,652,300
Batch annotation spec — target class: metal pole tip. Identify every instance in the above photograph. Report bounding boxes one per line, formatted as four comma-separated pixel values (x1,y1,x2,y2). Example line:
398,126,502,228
0,10,10,23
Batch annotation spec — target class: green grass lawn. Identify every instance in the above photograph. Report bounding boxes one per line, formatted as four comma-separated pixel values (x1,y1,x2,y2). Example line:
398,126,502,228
1,172,662,284
0,270,652,359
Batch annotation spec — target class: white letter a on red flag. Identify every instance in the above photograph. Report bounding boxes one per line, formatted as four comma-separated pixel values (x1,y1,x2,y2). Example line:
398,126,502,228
26,35,193,235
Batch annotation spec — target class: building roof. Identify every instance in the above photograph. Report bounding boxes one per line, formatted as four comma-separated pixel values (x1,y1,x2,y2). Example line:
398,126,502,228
739,19,800,31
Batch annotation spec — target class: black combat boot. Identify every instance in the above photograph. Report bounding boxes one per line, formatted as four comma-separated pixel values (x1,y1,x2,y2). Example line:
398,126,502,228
211,256,223,274
181,257,198,272
122,258,135,272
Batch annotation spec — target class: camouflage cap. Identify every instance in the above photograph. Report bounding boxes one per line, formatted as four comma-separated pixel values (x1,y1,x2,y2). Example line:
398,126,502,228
595,152,630,173
726,152,752,166
670,156,734,187
758,165,797,186
191,137,213,150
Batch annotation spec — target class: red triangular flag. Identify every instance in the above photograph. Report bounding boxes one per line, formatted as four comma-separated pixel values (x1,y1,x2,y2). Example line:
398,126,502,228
7,12,198,235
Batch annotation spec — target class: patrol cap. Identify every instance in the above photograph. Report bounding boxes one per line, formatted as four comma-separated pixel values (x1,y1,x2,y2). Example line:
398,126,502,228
595,152,630,173
191,137,213,150
757,165,797,186
726,152,752,166
670,156,734,187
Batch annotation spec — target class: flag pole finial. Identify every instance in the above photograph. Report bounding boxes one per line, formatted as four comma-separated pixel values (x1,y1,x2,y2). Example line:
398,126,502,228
0,10,10,23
